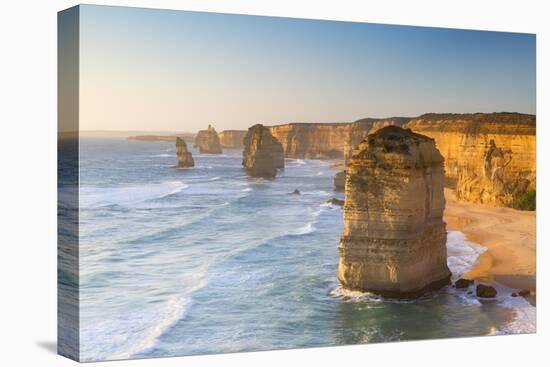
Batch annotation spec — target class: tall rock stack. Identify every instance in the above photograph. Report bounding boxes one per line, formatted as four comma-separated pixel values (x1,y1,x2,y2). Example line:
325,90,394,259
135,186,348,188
175,137,194,168
194,124,222,154
242,124,285,178
338,126,451,298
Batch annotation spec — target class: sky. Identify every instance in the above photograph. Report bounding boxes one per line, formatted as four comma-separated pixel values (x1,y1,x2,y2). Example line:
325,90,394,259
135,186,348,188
76,5,536,132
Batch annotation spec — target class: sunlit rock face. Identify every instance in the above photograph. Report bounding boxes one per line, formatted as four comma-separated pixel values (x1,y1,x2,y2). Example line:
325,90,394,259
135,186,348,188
194,125,222,154
456,139,531,206
407,113,536,207
269,123,349,159
219,130,246,149
242,124,285,178
267,118,411,160
338,126,451,298
176,137,194,168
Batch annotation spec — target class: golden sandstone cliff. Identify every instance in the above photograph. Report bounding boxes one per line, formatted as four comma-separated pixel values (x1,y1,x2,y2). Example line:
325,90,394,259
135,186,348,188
338,126,451,297
242,124,285,178
267,112,535,208
267,118,410,160
268,123,350,159
407,113,536,207
219,130,247,149
194,125,223,154
175,137,194,168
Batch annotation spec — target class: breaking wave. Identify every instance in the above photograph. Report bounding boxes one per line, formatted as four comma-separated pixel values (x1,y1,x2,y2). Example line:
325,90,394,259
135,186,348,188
80,181,188,209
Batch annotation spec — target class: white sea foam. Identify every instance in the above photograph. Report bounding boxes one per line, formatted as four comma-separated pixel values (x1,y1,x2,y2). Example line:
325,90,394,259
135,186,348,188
446,230,487,279
329,287,384,303
80,181,188,209
80,273,207,362
446,231,536,334
150,154,172,158
495,296,536,334
301,190,331,197
294,222,317,235
286,159,306,166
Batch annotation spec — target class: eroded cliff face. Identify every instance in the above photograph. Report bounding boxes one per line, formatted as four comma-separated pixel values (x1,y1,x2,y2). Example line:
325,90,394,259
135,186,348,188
242,124,285,178
176,137,194,168
406,113,536,206
268,118,411,160
338,126,451,298
269,123,349,159
194,125,222,154
219,130,246,149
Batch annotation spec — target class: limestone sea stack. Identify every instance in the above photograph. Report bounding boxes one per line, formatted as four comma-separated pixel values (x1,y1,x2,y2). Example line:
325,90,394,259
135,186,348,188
242,124,285,178
176,137,194,167
193,124,222,154
338,126,451,298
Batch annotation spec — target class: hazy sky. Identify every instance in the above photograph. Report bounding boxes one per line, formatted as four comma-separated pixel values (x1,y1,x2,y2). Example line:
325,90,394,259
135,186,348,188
78,5,536,132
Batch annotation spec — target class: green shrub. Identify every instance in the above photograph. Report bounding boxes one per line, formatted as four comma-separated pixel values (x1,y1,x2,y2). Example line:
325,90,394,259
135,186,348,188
513,190,536,211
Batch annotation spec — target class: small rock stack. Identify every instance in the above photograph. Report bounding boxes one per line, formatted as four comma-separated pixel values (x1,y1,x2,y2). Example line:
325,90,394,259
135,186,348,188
176,137,194,168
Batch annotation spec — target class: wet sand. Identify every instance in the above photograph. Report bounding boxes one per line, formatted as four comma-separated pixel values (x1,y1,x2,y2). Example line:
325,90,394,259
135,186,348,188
444,189,536,304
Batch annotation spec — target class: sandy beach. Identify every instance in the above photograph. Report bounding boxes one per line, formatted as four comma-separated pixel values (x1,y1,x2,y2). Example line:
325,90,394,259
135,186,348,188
444,189,536,304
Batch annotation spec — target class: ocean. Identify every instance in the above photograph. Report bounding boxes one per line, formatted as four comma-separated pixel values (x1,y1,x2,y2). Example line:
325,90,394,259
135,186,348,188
68,136,535,362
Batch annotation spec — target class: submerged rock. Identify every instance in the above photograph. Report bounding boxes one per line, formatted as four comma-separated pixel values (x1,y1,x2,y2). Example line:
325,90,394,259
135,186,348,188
455,278,473,289
333,170,346,191
194,124,222,154
242,124,285,178
476,284,497,298
338,126,451,298
290,189,301,195
326,198,344,206
175,137,194,168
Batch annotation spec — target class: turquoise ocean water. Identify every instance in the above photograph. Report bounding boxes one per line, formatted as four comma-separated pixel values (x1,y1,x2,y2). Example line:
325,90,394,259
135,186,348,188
68,137,535,362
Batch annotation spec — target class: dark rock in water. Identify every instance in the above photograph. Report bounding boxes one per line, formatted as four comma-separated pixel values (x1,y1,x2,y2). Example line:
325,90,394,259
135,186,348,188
518,289,531,297
242,124,285,178
476,284,497,298
290,189,301,195
194,124,222,154
176,137,194,167
334,170,346,191
326,198,344,206
511,292,518,297
467,291,473,295
455,278,473,289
